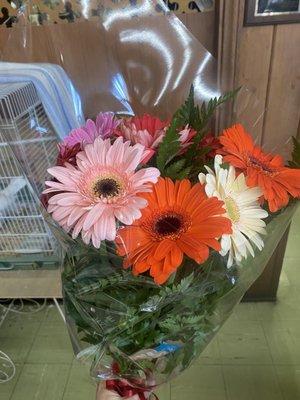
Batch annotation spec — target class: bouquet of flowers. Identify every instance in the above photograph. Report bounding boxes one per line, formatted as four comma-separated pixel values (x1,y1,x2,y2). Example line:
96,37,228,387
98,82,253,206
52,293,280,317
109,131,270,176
41,87,300,399
3,1,300,399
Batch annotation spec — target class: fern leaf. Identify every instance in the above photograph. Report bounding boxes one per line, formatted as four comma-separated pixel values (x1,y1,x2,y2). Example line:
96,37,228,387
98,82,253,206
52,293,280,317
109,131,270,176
175,166,191,180
165,159,185,176
173,85,195,126
156,85,198,174
156,86,240,176
288,136,300,168
164,159,190,180
177,273,194,292
156,118,181,172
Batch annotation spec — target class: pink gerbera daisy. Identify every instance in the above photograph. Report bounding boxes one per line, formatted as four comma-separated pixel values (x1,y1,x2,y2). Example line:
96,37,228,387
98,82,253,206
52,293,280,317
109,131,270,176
116,114,168,163
116,114,195,163
43,137,160,248
63,112,120,148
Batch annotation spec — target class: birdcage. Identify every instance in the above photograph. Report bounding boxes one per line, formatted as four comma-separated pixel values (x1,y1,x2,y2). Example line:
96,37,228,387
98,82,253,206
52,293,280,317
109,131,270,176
0,82,60,270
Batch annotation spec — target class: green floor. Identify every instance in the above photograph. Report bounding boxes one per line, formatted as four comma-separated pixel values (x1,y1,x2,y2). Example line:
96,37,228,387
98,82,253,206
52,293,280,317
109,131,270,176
1,207,300,400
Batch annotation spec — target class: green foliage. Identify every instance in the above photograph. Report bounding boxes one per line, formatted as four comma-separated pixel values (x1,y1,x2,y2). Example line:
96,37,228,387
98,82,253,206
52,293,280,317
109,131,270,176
173,85,196,128
288,136,300,168
164,159,190,180
63,248,237,379
196,88,240,133
175,85,240,141
184,87,241,164
156,85,240,180
156,118,181,173
173,272,195,292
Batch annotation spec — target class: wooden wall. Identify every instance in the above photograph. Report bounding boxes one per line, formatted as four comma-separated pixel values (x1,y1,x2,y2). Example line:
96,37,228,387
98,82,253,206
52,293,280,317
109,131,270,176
218,0,300,159
178,11,216,56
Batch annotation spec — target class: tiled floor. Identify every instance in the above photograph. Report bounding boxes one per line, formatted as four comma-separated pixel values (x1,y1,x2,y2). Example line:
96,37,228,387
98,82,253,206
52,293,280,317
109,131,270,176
0,207,299,400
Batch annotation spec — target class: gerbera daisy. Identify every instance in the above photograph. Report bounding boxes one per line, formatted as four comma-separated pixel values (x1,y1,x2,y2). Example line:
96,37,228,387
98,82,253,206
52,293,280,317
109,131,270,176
219,124,300,212
199,133,222,161
42,143,81,208
116,177,232,284
43,137,160,248
116,114,195,163
63,112,120,148
56,142,81,166
199,155,268,267
116,114,168,163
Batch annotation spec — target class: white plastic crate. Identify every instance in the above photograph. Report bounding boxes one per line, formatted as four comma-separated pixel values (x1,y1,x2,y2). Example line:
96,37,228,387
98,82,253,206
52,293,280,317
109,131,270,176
0,82,60,266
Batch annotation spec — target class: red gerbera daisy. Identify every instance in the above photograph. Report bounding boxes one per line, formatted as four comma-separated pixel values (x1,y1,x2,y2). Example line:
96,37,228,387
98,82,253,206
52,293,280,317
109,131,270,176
199,133,222,160
56,142,81,167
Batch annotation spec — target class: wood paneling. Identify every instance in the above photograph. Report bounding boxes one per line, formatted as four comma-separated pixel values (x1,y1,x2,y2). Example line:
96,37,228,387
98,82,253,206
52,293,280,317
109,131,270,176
218,1,300,301
262,24,300,158
233,1,274,144
217,0,300,156
178,11,216,56
216,0,240,129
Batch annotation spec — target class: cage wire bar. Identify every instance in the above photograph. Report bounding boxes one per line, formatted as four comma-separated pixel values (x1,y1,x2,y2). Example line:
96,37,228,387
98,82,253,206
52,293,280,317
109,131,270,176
0,82,60,270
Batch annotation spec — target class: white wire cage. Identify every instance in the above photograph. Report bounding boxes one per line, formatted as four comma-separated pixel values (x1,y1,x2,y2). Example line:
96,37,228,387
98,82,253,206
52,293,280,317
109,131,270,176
0,82,60,270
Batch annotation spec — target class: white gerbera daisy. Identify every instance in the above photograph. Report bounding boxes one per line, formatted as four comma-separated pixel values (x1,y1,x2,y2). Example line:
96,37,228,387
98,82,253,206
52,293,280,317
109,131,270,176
199,155,268,267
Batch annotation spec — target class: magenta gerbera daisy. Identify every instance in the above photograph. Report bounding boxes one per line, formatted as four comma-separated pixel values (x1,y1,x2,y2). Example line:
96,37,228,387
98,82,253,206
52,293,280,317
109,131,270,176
63,112,120,148
43,137,160,248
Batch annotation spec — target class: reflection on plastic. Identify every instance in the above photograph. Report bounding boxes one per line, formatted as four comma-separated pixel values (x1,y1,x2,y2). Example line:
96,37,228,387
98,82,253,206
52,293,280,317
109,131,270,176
103,1,154,30
1,0,219,119
120,29,174,106
111,73,134,115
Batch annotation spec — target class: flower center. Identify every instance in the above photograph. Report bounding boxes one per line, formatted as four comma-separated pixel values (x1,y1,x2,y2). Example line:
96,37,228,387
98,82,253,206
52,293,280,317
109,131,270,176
224,197,240,223
93,178,120,198
155,215,182,236
248,155,275,175
146,210,191,241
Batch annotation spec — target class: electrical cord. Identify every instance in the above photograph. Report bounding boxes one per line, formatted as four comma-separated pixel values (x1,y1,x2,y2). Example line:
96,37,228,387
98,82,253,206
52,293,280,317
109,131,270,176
0,298,47,384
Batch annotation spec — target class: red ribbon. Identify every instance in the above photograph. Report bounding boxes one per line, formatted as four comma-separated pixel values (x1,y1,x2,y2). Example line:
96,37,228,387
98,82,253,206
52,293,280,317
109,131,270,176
106,379,158,400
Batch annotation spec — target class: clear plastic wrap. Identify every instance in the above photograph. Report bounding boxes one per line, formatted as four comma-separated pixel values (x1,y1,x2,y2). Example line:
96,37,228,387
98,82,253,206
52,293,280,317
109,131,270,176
61,202,297,390
0,0,219,118
1,2,300,398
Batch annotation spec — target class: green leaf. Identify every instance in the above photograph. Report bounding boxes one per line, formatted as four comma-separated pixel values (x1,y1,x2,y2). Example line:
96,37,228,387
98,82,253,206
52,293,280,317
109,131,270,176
173,85,195,127
156,85,197,175
182,315,204,325
202,87,240,128
193,87,241,143
176,273,194,292
165,159,185,176
164,159,190,180
175,166,191,180
156,85,240,178
156,118,181,173
183,87,241,170
288,136,300,168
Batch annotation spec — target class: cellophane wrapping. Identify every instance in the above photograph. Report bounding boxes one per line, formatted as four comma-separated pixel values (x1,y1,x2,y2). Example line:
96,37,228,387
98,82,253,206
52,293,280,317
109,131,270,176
1,1,299,397
62,202,297,391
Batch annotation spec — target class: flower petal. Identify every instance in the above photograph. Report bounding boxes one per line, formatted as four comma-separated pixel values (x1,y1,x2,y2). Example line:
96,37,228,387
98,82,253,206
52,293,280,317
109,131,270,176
83,203,106,231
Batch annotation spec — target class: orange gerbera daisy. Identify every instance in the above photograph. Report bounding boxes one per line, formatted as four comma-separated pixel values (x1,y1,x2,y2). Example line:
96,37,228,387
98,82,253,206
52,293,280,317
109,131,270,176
116,177,232,284
219,124,300,212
